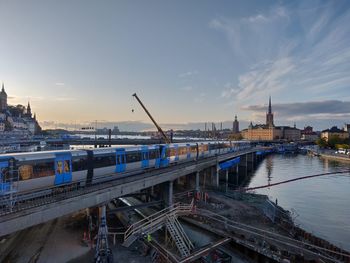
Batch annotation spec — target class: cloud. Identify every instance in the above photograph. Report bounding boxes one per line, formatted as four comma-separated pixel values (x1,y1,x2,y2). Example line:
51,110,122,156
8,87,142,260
212,3,350,105
55,82,65,86
243,100,350,119
180,86,193,91
178,70,198,78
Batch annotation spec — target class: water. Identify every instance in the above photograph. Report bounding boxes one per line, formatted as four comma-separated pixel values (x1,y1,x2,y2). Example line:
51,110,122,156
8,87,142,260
247,154,350,251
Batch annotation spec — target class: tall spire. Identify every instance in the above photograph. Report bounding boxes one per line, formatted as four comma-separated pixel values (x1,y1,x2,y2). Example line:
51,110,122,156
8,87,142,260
268,96,272,114
27,101,32,116
1,82,4,92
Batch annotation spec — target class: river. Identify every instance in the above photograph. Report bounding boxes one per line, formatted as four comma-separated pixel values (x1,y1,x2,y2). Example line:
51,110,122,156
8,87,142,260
246,154,350,251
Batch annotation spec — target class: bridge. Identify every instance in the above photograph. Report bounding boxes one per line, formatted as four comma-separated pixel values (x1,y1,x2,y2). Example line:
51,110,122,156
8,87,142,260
0,147,265,237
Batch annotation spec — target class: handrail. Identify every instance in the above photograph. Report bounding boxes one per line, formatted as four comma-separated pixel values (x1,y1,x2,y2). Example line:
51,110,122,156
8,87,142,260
124,202,193,243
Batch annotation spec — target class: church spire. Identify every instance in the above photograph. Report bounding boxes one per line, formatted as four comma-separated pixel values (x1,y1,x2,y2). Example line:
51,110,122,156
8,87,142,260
268,96,272,114
27,101,32,117
1,82,4,92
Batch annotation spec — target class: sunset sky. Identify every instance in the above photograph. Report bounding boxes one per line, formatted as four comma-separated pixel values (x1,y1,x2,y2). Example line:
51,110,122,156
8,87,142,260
1,0,350,131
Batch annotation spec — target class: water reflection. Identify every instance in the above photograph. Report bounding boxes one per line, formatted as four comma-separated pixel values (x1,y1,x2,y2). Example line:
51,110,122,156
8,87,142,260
265,155,273,185
248,154,350,251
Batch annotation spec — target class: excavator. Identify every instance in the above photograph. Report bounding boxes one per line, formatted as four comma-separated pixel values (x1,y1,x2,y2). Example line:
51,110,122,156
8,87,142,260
132,93,171,144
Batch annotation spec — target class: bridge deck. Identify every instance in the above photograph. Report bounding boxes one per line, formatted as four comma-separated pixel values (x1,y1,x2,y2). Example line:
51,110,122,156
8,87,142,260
0,149,257,237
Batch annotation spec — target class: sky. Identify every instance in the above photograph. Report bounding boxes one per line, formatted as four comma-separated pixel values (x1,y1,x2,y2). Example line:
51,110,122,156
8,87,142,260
1,0,350,131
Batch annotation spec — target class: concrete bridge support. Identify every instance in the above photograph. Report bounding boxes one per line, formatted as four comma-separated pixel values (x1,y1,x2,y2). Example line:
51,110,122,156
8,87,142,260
195,171,200,192
161,180,174,207
168,180,173,206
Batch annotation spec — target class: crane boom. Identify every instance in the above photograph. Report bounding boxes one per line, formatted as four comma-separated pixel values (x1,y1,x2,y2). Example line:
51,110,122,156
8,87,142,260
132,93,171,144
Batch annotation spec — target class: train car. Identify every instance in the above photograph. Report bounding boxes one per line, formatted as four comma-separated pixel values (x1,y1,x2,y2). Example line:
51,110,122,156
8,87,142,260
0,141,253,198
0,149,87,194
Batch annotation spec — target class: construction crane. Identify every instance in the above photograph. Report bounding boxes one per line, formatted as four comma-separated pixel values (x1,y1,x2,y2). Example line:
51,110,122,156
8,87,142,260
132,93,171,144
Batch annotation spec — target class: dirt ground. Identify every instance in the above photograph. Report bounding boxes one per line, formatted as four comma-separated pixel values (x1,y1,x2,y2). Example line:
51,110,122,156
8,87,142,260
0,213,151,263
0,214,90,263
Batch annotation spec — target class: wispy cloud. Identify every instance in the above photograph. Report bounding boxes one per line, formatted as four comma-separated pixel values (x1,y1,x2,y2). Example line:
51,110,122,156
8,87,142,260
180,86,193,91
211,3,350,105
55,82,65,86
178,70,198,78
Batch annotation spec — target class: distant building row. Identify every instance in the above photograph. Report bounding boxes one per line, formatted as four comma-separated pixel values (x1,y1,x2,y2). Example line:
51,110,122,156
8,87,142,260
239,97,301,141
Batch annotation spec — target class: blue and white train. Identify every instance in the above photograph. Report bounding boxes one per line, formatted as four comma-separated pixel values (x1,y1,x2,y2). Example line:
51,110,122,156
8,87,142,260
0,141,251,195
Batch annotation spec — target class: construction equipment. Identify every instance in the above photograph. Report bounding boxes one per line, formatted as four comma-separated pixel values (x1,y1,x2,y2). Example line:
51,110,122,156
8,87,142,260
132,93,171,144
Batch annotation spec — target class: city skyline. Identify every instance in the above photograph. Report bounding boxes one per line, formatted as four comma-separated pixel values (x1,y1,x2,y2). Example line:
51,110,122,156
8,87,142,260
1,1,350,130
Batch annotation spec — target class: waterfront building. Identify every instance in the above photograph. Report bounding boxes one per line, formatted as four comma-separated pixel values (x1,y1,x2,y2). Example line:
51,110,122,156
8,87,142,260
301,126,319,141
241,97,301,141
280,126,301,141
0,83,41,135
321,126,349,142
242,124,282,140
232,115,239,133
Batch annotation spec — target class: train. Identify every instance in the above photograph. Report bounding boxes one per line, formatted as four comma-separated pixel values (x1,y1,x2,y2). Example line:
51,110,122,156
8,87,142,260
0,141,252,196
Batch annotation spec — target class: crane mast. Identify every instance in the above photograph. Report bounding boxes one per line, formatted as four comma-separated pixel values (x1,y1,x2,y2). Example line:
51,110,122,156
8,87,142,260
132,93,171,144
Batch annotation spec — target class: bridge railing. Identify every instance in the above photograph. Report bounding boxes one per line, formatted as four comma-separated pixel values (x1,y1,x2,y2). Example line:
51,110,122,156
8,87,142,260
123,201,193,245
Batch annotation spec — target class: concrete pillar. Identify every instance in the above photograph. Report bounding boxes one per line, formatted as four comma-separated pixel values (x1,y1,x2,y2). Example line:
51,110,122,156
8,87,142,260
225,169,229,192
236,165,239,185
195,171,200,192
168,180,173,206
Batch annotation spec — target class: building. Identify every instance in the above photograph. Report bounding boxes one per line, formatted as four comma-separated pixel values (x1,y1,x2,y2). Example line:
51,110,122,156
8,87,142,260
242,124,282,140
0,121,5,132
301,126,319,141
266,96,274,127
0,83,41,135
321,126,349,142
241,97,301,141
281,126,301,141
232,115,239,134
0,83,8,111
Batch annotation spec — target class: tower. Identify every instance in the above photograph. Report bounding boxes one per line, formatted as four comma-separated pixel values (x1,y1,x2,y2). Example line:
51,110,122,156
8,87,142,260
233,115,239,133
0,83,8,111
266,96,274,127
26,102,32,118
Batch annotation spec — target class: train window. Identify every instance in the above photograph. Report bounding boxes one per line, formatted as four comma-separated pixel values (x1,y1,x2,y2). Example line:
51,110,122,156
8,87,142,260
94,155,116,168
56,160,71,174
169,148,177,157
126,152,141,163
149,149,159,159
72,158,88,172
190,146,197,153
178,146,187,155
28,161,55,179
19,165,33,180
